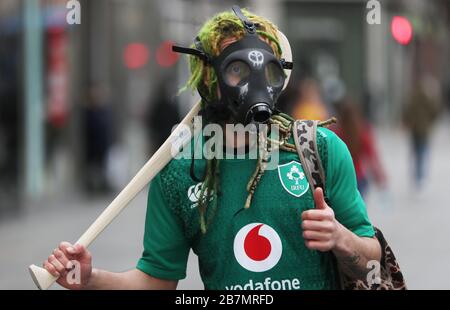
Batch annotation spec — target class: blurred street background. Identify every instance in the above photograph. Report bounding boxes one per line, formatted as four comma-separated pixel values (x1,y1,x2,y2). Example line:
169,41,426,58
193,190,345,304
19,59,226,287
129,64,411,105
0,0,449,289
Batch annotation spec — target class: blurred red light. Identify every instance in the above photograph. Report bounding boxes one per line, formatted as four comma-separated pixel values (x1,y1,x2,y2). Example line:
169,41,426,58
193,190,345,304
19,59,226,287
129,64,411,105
124,43,150,69
391,16,413,45
156,41,180,67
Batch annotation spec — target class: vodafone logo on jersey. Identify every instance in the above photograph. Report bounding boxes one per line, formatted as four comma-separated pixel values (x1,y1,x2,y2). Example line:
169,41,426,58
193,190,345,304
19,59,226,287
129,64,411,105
233,223,282,272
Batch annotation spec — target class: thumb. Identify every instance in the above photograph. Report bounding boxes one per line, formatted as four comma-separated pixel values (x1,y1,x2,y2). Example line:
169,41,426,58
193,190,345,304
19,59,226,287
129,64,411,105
313,187,326,210
67,244,85,256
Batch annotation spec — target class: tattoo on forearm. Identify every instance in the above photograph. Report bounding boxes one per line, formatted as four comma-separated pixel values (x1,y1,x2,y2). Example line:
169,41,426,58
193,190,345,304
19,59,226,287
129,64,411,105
339,251,366,280
343,251,361,266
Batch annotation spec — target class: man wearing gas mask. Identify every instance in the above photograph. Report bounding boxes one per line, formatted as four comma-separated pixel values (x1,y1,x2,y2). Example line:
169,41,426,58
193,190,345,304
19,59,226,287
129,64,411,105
43,6,381,290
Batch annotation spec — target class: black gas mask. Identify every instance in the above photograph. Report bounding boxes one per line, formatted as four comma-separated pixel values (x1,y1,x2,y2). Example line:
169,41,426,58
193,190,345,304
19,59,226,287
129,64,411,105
173,5,293,125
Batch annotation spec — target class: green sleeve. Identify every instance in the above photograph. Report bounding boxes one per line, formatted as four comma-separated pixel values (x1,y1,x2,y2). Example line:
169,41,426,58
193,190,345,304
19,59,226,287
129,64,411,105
136,173,190,280
319,127,375,238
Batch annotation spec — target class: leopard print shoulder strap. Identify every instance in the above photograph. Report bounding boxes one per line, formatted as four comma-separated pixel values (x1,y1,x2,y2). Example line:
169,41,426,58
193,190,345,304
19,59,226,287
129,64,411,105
292,119,326,192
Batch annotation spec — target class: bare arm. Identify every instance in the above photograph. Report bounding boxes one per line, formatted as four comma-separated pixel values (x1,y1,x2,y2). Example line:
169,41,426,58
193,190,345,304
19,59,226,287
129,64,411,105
44,242,177,290
332,223,381,281
84,268,177,290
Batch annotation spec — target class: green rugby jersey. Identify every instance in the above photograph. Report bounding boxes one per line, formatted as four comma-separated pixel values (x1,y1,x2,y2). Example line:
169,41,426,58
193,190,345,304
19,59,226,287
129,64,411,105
136,127,375,290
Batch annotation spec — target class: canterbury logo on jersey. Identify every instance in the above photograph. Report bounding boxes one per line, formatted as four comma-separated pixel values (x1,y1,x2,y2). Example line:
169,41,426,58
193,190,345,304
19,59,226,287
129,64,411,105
187,182,214,209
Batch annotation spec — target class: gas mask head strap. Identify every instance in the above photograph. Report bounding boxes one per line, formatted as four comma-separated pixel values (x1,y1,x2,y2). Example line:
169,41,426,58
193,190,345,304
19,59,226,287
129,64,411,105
231,6,292,70
232,5,257,35
172,36,211,65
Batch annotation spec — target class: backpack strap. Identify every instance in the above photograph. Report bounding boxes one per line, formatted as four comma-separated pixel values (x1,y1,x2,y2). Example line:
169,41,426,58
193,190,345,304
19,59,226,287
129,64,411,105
292,120,326,192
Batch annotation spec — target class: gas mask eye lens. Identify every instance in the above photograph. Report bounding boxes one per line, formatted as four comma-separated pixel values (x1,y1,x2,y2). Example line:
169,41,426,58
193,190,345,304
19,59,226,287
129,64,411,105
224,61,250,86
265,62,284,88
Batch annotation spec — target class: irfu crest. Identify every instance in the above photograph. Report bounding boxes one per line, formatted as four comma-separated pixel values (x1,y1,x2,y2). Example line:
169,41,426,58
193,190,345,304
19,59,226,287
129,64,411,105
277,161,309,197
